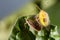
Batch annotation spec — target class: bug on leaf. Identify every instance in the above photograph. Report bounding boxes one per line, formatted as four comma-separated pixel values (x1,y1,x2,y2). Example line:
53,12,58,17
26,10,50,31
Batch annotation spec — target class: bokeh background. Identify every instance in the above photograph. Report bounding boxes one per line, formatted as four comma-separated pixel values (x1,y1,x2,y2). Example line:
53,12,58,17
0,0,31,19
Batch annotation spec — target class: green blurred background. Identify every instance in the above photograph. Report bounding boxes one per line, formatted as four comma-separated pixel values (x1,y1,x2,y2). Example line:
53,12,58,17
2,0,60,26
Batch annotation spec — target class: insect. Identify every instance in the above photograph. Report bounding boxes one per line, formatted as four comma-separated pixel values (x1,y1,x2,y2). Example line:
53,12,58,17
26,10,50,31
38,10,50,27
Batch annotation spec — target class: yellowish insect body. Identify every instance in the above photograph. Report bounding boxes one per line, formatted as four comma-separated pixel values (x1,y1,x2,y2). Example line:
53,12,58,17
38,10,50,27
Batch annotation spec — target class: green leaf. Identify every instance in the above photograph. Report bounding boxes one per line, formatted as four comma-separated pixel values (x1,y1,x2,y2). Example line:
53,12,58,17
50,25,60,40
16,31,36,40
9,16,36,40
9,16,59,40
